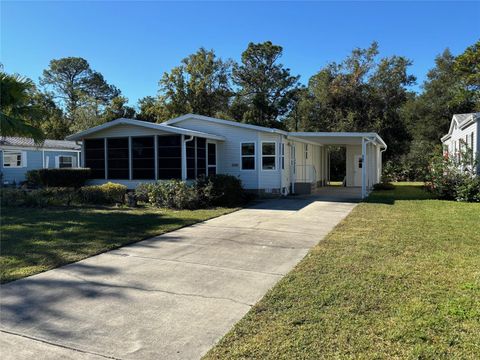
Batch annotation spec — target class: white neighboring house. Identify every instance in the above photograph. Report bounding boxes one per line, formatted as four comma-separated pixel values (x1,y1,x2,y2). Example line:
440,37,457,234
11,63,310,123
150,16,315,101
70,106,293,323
66,114,387,198
441,112,479,174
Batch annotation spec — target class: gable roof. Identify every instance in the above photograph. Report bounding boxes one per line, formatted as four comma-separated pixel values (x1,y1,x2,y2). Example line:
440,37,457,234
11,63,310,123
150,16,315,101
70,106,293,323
0,137,80,150
66,118,226,141
442,112,479,142
163,114,288,135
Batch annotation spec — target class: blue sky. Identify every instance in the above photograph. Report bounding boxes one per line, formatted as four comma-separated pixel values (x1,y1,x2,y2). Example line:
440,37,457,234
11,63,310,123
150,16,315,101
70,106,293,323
2,1,479,107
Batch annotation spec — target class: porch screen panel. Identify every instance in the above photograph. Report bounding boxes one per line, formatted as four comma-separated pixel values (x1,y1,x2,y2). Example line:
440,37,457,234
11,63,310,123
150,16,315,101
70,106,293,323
107,137,129,179
84,138,105,179
158,135,182,179
196,138,206,178
132,136,155,179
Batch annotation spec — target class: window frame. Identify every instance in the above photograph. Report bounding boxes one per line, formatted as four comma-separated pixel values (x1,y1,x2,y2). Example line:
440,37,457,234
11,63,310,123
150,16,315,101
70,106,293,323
261,141,277,171
305,143,309,160
2,151,25,168
57,155,74,169
207,141,217,176
240,142,256,171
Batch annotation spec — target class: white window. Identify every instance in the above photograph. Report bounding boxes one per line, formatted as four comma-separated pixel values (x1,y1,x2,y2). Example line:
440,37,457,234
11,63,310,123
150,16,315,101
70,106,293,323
56,155,74,168
3,151,25,168
305,144,309,159
281,143,285,170
262,142,276,170
241,142,255,170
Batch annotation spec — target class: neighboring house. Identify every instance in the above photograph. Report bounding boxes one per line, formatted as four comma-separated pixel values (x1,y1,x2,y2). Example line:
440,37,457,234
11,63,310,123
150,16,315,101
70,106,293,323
0,137,82,185
441,112,479,174
66,114,387,198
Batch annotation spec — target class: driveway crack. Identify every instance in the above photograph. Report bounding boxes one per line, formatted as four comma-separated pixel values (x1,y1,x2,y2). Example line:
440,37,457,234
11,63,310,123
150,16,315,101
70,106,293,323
58,269,254,307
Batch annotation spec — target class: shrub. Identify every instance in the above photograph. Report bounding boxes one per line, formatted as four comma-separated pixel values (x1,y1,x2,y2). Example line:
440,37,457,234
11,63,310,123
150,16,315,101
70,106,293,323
79,182,127,205
205,174,246,207
0,187,78,207
425,148,480,202
373,182,395,191
456,177,480,202
137,180,200,209
26,168,91,188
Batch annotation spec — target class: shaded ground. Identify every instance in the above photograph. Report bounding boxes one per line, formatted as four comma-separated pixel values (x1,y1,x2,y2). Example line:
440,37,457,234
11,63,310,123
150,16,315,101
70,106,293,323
204,183,480,359
0,206,233,283
0,196,356,359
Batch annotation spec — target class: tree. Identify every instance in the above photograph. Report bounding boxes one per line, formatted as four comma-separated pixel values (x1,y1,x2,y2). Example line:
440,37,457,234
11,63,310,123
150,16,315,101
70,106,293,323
155,48,233,120
289,42,415,161
231,41,300,128
102,96,136,122
136,96,160,122
454,40,480,110
404,48,477,148
0,72,44,141
40,57,119,128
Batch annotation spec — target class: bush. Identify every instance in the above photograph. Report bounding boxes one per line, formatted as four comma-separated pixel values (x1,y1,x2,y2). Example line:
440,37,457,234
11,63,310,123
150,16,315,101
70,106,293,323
1,187,78,207
79,182,127,205
425,149,480,202
204,174,246,207
136,180,200,209
456,177,480,202
373,182,395,191
135,175,246,210
26,168,91,188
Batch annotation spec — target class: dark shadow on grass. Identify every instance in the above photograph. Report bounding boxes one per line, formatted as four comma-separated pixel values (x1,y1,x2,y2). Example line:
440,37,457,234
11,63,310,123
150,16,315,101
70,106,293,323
1,208,213,283
365,184,437,205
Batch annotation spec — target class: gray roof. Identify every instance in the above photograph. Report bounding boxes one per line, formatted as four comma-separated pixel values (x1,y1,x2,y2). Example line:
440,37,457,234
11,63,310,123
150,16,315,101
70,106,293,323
453,112,480,126
0,137,81,150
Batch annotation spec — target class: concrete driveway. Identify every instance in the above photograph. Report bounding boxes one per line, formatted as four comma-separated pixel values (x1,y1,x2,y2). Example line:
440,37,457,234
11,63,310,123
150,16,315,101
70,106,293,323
0,195,357,360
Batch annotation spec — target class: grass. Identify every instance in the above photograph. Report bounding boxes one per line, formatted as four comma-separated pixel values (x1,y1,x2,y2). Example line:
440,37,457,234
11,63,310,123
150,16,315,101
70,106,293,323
0,206,234,283
204,183,480,359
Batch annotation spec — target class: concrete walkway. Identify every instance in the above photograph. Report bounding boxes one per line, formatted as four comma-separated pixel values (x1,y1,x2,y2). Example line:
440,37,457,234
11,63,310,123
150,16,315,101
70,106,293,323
0,195,357,360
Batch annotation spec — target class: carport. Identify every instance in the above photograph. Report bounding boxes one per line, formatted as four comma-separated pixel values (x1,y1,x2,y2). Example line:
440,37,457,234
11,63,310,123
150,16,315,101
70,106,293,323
288,132,387,198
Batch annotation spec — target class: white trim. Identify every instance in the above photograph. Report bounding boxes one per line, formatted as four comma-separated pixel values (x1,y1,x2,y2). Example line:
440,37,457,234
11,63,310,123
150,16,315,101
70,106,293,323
261,141,277,171
2,150,26,168
206,141,217,176
66,117,225,141
55,155,75,168
0,145,81,152
163,113,288,135
288,132,387,149
240,141,256,171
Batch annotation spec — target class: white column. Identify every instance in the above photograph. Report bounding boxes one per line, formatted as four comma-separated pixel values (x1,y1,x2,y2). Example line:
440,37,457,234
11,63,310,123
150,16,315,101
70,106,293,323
154,135,158,180
361,137,367,198
181,135,186,180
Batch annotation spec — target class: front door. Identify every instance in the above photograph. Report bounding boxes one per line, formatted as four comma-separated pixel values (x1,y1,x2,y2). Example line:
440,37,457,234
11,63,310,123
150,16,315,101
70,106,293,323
354,154,363,186
207,142,217,175
290,144,296,192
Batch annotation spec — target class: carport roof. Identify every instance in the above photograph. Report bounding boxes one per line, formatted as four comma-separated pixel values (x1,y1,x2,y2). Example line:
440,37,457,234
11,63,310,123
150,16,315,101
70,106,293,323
288,132,387,148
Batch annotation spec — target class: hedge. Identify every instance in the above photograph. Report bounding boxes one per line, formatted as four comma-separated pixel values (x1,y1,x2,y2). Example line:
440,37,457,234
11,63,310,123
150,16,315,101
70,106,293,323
26,168,91,188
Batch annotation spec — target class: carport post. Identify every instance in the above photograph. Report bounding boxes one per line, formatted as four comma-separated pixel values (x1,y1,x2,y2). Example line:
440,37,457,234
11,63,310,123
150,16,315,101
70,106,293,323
361,137,367,198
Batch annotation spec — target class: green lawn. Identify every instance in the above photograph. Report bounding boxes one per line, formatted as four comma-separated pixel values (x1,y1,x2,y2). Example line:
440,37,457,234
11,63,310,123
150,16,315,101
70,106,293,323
204,183,480,359
0,206,234,283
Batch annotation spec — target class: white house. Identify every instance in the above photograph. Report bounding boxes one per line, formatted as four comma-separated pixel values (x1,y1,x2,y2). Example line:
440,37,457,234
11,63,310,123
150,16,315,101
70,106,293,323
441,112,479,174
66,114,387,198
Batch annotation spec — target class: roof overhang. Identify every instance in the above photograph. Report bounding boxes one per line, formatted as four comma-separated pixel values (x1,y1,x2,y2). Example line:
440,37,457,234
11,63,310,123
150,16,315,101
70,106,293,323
288,132,387,149
66,118,226,141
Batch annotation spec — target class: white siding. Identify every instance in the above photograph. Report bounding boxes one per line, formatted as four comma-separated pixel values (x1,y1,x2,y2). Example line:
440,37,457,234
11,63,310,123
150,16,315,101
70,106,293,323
170,118,264,189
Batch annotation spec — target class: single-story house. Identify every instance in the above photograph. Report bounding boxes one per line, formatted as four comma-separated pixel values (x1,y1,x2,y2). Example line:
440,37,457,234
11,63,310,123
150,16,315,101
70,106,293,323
441,112,479,174
66,114,387,198
0,137,82,185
